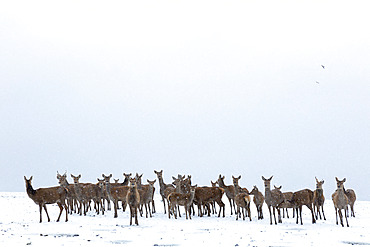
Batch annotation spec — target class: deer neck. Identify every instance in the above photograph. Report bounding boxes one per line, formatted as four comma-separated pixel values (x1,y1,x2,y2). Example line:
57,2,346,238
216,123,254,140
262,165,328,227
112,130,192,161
105,182,113,200
189,190,195,204
316,188,323,196
264,184,272,201
26,183,36,197
73,182,83,197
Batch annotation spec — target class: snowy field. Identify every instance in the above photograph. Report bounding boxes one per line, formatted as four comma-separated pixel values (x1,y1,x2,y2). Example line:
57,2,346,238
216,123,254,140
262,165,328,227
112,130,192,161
0,192,369,247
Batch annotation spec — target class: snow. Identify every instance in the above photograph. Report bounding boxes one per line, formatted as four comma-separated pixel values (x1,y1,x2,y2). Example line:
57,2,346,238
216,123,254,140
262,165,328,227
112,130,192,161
1,192,369,247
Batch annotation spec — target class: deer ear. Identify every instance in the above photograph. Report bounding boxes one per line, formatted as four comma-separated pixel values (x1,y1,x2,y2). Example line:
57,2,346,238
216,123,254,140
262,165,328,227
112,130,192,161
238,175,241,179
262,176,266,181
30,176,33,181
335,177,339,182
78,174,81,178
343,178,346,182
269,176,273,180
322,180,324,184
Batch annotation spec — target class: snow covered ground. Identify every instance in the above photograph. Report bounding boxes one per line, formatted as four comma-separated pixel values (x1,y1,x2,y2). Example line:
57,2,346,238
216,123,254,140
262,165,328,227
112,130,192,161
0,192,369,247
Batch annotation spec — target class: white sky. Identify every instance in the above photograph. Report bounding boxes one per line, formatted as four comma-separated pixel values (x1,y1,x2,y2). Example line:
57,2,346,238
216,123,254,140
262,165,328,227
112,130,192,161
1,0,370,199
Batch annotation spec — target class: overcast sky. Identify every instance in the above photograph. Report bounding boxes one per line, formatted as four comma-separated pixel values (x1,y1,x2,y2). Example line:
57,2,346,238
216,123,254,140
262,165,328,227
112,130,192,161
1,0,369,200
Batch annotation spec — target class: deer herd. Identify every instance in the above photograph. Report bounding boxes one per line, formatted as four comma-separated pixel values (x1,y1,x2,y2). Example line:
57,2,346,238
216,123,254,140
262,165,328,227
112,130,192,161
24,170,357,227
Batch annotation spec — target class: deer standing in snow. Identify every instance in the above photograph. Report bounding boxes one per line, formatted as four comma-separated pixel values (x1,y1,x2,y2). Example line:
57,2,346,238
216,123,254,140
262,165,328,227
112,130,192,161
154,170,175,214
127,178,141,225
262,176,283,225
232,175,251,221
313,177,326,220
332,177,349,227
168,185,197,220
249,186,264,220
24,176,68,223
217,175,236,215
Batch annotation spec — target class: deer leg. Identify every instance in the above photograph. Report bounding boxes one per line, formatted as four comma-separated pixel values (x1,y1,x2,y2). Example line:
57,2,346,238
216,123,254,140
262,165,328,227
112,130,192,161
135,207,139,225
227,198,233,215
267,205,272,225
162,195,167,214
39,204,43,223
56,203,63,222
322,206,326,220
345,206,349,227
272,207,277,225
43,205,51,222
295,208,299,224
351,204,355,217
152,199,156,214
144,203,148,218
278,208,282,223
299,206,303,225
338,209,344,227
308,204,316,224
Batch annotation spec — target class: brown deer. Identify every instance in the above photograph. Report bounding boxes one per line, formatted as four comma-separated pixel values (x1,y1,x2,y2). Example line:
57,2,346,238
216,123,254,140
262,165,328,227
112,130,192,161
193,186,225,217
56,171,78,214
217,175,236,215
135,173,156,214
332,177,349,227
24,176,68,223
232,175,251,221
342,180,356,217
168,185,197,220
289,189,316,225
262,176,283,225
154,170,175,214
249,186,264,220
103,177,129,217
127,178,141,225
274,186,294,219
71,174,101,215
139,179,156,218
313,177,326,220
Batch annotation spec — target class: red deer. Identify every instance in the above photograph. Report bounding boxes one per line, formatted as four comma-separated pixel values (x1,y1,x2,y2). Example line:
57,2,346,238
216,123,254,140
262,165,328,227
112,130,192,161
102,174,113,210
24,176,68,223
313,177,326,220
232,175,251,221
262,176,283,225
135,173,156,214
341,179,356,217
56,171,78,214
103,177,129,218
168,185,197,220
289,189,316,225
217,175,236,215
194,186,225,217
71,174,101,215
154,170,175,214
139,179,156,218
274,186,294,219
127,178,141,225
332,177,349,227
249,186,264,220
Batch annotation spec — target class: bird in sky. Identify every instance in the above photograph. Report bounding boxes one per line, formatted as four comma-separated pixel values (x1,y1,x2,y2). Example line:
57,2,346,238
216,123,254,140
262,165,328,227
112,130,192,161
316,81,320,84
321,65,325,69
